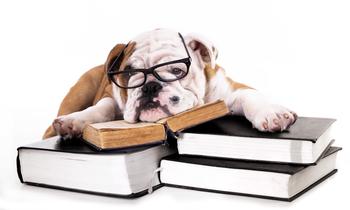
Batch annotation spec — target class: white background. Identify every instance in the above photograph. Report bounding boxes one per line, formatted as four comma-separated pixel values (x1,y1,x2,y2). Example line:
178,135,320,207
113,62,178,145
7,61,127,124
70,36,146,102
0,0,349,209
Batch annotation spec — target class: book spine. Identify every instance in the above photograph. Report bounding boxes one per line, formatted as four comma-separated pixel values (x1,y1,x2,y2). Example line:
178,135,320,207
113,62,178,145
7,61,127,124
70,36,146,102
16,150,24,183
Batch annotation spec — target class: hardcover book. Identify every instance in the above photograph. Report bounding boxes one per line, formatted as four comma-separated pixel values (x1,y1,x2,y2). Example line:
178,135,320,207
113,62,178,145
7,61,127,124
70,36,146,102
17,136,175,198
83,100,229,150
160,146,341,201
177,115,336,164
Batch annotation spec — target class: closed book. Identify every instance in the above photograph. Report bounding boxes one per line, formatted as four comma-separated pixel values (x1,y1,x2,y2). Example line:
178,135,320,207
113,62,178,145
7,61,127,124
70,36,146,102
82,100,229,151
178,115,335,164
160,146,341,201
17,136,175,198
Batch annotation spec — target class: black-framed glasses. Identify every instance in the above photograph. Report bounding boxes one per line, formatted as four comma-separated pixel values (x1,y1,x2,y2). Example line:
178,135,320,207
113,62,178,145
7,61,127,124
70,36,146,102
107,33,192,89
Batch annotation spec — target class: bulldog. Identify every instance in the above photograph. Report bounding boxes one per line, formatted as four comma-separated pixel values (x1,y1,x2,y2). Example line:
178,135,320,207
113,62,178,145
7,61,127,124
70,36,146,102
44,29,297,140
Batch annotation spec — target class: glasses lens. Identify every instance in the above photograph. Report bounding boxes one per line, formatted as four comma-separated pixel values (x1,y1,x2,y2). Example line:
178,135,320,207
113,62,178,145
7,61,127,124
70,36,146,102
154,62,188,82
114,71,145,88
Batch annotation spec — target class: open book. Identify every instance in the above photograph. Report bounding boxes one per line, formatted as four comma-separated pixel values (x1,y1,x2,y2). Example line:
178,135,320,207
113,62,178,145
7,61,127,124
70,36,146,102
82,100,229,150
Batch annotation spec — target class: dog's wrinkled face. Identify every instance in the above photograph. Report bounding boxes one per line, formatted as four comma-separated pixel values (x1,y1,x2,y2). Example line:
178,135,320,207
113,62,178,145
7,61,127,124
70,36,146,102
112,29,216,123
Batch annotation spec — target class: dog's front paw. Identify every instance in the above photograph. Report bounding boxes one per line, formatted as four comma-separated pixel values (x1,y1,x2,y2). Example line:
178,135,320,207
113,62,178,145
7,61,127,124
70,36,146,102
251,105,297,132
52,115,88,140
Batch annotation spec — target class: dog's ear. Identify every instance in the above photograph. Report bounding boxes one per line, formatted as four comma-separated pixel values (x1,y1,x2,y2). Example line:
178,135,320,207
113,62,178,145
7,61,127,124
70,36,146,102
105,42,137,73
104,42,137,106
104,43,126,73
185,33,218,69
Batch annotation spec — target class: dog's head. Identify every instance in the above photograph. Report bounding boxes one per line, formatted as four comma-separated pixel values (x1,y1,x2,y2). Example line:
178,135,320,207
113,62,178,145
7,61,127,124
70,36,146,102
106,29,218,123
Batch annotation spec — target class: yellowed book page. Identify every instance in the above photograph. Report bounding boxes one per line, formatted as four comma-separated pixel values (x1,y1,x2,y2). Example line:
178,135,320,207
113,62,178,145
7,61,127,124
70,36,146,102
89,120,160,131
83,122,166,150
100,126,166,149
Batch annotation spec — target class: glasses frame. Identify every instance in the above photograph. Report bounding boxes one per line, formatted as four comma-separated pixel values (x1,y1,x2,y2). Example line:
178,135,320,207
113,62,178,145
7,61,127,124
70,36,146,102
107,33,192,89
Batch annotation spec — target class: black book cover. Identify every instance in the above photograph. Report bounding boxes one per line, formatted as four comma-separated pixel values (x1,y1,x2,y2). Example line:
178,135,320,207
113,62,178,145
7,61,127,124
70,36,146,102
182,115,336,142
162,146,341,174
16,136,165,198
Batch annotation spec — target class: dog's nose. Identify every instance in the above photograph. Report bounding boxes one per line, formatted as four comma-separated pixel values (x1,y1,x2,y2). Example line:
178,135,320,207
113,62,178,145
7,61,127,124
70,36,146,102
141,81,162,96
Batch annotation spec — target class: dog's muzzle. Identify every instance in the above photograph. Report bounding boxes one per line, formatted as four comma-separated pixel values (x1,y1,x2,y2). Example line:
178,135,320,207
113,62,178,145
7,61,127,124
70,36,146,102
139,81,180,105
141,81,162,97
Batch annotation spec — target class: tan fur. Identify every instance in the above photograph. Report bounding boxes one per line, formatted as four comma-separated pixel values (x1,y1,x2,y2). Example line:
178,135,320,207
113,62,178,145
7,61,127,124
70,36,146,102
226,77,252,90
43,43,126,139
204,64,220,82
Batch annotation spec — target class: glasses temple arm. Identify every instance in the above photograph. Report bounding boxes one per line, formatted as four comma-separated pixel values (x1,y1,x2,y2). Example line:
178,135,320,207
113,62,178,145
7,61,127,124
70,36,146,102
178,33,192,62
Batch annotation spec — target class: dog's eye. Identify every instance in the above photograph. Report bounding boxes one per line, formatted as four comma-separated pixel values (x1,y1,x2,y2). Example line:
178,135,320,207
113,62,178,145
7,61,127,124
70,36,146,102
171,68,185,76
127,71,137,76
120,71,137,82
124,65,133,70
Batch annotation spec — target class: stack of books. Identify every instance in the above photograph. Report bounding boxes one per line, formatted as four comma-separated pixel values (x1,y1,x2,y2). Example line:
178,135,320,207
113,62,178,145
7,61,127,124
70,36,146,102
159,115,340,201
17,100,341,201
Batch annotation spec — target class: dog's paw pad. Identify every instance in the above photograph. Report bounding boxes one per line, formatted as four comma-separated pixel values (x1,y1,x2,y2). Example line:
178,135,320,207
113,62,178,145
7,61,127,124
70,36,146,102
252,105,297,132
52,116,86,139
